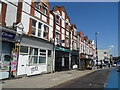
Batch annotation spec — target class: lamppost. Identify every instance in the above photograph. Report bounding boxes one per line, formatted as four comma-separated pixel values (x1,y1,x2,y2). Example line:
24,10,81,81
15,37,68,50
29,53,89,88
95,32,99,69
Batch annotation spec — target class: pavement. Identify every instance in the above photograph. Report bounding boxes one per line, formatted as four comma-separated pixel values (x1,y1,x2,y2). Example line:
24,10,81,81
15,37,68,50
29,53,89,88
1,68,102,89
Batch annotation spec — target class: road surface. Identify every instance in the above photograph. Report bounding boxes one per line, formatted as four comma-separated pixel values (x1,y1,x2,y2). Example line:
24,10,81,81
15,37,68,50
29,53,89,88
48,69,110,89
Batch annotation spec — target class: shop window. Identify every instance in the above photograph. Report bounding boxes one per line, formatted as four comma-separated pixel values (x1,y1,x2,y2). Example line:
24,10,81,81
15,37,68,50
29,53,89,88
29,47,38,64
56,15,60,24
42,3,47,15
32,19,37,36
32,56,38,64
20,46,28,53
38,57,46,63
40,49,46,55
29,48,46,64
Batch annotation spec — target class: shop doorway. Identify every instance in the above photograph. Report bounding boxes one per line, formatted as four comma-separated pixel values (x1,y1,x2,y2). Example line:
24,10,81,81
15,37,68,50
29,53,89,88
17,46,28,76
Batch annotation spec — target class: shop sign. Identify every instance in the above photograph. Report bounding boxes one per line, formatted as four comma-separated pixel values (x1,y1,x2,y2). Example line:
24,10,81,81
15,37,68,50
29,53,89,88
2,31,16,39
55,46,70,52
31,66,38,73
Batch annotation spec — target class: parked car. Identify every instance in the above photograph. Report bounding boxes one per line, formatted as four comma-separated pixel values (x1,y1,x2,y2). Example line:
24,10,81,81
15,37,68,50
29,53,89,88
116,61,120,67
112,64,117,67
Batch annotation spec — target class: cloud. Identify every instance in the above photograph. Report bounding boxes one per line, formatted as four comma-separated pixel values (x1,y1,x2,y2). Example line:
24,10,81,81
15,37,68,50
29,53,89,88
110,45,114,48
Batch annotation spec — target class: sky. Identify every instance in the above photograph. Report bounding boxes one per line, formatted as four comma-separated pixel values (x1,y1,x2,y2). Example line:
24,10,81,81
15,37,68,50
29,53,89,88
50,2,118,57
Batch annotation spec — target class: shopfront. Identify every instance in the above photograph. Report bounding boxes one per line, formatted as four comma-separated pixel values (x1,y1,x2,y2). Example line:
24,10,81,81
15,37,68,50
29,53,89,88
55,46,70,71
17,35,54,76
71,50,79,69
80,54,93,70
1,28,16,79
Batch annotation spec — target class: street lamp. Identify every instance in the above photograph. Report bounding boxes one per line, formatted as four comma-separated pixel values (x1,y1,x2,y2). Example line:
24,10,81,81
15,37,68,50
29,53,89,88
95,32,99,69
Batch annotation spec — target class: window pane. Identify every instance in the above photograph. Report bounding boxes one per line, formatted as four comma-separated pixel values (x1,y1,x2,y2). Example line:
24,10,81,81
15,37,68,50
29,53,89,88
42,6,46,14
32,19,36,27
44,25,48,31
29,56,32,64
42,3,47,14
33,56,38,64
43,32,46,38
34,2,40,10
38,30,41,37
38,22,42,29
38,57,46,63
40,53,46,55
32,27,36,35
29,47,34,55
40,49,46,52
34,48,38,55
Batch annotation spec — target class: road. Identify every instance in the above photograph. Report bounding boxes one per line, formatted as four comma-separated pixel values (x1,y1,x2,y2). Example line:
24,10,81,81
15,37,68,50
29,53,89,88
48,69,110,89
105,68,120,89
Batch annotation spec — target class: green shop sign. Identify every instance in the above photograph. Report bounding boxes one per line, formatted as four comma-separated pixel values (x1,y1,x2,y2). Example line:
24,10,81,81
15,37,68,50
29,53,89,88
55,46,70,52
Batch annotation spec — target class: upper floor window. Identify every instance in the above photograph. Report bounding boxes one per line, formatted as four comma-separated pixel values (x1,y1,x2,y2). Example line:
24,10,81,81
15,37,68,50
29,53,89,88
66,22,68,29
34,2,40,10
74,30,77,36
43,25,49,38
32,19,37,35
66,37,69,47
56,32,60,43
42,3,47,15
56,15,60,24
38,22,42,37
104,52,107,54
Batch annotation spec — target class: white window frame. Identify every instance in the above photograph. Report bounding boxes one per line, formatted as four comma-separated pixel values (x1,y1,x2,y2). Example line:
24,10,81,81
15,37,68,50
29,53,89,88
29,47,47,65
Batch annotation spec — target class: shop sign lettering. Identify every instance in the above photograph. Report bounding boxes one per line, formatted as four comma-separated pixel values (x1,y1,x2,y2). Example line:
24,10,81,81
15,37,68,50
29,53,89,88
2,31,15,39
55,46,70,52
31,66,38,73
